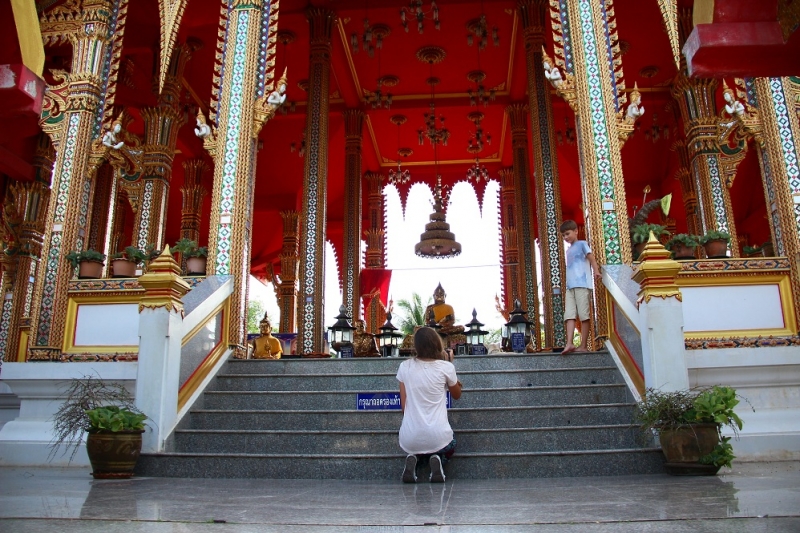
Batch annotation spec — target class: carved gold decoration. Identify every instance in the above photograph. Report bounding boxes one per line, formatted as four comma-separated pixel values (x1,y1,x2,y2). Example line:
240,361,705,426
541,47,576,111
656,0,681,71
254,68,288,136
137,247,190,315
632,232,682,304
415,46,447,64
157,0,190,94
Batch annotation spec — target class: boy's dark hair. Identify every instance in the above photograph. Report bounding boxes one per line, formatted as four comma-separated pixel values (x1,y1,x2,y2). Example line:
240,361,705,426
414,327,446,360
559,220,578,233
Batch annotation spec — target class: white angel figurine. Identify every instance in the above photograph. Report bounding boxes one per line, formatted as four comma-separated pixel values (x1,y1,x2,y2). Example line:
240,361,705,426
102,123,124,150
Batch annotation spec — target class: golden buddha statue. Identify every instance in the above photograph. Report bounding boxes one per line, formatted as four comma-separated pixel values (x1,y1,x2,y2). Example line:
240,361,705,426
251,312,282,359
353,319,380,357
424,283,465,337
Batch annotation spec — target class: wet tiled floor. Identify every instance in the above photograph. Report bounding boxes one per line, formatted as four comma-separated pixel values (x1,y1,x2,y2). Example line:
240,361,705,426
0,462,798,532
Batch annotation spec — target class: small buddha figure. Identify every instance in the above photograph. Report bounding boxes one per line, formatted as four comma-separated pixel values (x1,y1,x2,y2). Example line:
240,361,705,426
251,312,282,359
353,319,380,357
424,283,464,336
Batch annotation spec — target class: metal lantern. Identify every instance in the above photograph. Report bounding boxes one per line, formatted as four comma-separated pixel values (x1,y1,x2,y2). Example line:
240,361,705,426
464,308,489,354
328,304,355,354
504,299,532,353
377,312,404,357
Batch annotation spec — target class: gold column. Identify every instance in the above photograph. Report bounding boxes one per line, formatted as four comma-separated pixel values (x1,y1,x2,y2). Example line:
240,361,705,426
364,172,386,270
497,168,521,311
673,143,703,237
519,0,566,349
671,75,738,253
754,77,800,325
86,164,114,252
205,0,281,358
180,158,208,243
506,103,541,349
342,109,365,320
28,0,124,359
297,7,336,355
133,42,194,250
278,210,300,334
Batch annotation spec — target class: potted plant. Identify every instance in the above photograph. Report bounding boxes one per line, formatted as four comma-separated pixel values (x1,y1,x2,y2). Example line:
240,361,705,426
65,249,106,279
665,234,699,260
172,238,208,276
50,374,148,479
635,386,746,475
760,241,774,257
699,230,731,259
742,244,762,257
110,246,147,278
631,223,669,259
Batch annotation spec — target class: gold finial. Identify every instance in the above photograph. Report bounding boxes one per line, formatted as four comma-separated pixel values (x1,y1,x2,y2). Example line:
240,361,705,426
138,246,191,315
631,232,682,304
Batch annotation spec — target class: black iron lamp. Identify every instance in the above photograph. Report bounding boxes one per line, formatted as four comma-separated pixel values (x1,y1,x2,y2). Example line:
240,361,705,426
504,299,532,353
328,304,356,357
464,308,489,355
377,312,404,357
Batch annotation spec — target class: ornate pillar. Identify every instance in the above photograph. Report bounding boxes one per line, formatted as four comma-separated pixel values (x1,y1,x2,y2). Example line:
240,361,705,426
673,144,703,237
519,0,566,349
505,103,541,350
133,42,194,250
0,137,54,361
754,77,800,323
86,164,114,252
205,0,282,357
671,76,738,253
180,158,208,242
28,0,127,360
278,210,300,334
342,109,364,320
364,172,386,270
296,7,336,355
497,168,521,311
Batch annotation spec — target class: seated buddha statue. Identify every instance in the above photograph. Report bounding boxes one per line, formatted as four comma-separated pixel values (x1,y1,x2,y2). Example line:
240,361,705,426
353,319,380,357
424,283,465,337
251,312,282,359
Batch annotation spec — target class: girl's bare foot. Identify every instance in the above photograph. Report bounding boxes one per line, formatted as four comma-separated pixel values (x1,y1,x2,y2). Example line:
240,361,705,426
574,347,589,353
561,345,576,354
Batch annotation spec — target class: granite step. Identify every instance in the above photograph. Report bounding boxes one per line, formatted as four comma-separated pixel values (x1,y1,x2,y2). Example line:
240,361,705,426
202,383,630,410
171,424,643,454
225,352,614,375
214,366,622,391
189,403,638,431
136,448,665,479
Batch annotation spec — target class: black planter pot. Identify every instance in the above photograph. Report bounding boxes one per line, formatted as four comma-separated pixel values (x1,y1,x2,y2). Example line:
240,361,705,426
86,430,144,479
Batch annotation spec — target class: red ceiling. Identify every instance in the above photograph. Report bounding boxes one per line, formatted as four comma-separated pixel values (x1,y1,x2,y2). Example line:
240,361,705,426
27,0,771,279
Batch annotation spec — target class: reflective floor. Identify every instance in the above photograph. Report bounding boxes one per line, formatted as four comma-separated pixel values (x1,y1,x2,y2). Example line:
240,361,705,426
0,462,798,532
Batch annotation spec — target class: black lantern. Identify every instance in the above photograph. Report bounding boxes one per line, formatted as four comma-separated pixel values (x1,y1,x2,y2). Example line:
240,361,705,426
464,308,489,355
328,304,356,357
504,299,532,353
377,312,404,357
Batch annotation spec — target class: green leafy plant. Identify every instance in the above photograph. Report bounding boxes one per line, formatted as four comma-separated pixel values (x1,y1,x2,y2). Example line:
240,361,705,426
665,234,699,250
743,244,762,256
86,406,147,433
64,249,106,269
50,374,147,462
698,230,731,245
635,386,749,469
145,243,162,261
631,223,669,244
110,246,147,265
172,238,208,258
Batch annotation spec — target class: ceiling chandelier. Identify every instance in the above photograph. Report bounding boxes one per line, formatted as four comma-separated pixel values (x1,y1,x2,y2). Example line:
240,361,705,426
388,115,411,185
415,174,462,259
466,111,491,153
416,48,449,147
466,157,489,182
556,116,575,145
466,14,499,50
640,113,671,143
467,71,495,107
400,1,440,34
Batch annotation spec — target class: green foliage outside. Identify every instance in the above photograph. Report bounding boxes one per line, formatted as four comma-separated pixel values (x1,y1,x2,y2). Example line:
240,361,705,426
395,292,432,336
247,298,267,334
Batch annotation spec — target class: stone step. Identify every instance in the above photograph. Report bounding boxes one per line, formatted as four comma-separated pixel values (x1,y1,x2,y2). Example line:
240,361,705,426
172,424,643,454
202,383,630,410
136,448,665,479
225,352,613,375
214,367,622,391
189,403,637,431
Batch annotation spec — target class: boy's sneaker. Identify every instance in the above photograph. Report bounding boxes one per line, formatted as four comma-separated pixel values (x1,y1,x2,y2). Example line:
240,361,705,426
402,455,418,483
429,454,445,483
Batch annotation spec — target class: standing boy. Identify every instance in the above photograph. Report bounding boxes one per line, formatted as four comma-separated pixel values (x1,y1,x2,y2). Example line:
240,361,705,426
559,220,601,353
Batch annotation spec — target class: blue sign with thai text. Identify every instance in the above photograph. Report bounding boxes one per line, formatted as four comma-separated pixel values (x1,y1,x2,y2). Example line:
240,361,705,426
356,392,452,410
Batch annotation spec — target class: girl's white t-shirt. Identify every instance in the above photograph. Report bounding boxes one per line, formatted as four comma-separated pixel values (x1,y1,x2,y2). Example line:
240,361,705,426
396,357,458,454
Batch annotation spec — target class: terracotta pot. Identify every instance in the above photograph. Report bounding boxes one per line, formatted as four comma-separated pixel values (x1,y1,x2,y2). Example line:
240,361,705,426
761,243,775,257
186,256,207,275
702,239,729,259
78,260,104,279
85,430,144,479
670,243,696,260
111,258,137,278
658,423,722,475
